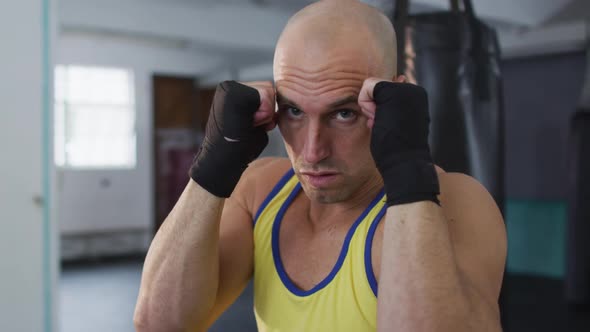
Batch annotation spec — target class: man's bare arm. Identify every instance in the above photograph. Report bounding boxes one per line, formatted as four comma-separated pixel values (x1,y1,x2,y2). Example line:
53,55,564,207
133,80,276,331
133,181,224,331
133,157,285,332
377,174,506,332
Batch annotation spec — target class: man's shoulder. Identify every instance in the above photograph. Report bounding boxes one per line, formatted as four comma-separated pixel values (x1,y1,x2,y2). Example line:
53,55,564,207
438,172,494,205
437,171,506,253
438,172,507,303
234,157,293,215
438,171,501,216
437,171,506,261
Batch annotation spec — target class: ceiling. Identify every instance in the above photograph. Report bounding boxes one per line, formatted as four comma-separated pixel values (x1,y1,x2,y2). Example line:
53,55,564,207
58,0,589,75
151,0,584,27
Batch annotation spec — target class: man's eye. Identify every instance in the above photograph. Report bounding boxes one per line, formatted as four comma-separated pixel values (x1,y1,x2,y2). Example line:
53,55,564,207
334,109,356,121
286,107,303,117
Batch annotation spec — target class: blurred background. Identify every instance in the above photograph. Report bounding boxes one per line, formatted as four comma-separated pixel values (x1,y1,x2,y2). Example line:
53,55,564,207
1,0,589,331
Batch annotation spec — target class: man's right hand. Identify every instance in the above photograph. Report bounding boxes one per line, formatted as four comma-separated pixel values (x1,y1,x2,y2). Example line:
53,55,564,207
189,80,276,198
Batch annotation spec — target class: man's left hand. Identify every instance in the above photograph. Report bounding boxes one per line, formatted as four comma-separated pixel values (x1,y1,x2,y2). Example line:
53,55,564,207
357,76,440,206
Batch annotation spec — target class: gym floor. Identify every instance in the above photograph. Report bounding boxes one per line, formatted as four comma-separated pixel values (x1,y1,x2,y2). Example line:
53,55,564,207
60,256,590,332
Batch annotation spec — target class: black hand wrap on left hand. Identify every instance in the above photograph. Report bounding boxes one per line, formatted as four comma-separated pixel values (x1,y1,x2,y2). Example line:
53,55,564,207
371,82,440,207
189,81,268,198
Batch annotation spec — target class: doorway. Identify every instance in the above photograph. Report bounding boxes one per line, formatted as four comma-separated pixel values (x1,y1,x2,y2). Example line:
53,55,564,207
152,75,215,233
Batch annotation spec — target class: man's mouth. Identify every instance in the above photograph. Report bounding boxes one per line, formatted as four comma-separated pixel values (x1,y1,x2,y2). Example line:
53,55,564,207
300,171,340,187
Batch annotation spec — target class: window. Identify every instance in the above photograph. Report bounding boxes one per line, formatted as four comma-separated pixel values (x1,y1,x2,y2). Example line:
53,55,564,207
54,65,136,168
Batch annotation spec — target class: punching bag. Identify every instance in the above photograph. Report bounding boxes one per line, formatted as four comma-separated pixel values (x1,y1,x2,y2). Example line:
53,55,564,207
565,44,590,306
393,0,505,211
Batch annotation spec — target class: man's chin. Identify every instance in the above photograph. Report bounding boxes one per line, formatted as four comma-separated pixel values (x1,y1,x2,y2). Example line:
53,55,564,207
300,184,349,204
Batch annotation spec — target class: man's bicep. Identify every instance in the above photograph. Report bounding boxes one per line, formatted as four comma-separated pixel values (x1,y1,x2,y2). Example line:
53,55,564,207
203,194,254,329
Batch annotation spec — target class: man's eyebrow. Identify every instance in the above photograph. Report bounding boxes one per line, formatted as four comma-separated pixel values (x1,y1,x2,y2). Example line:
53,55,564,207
276,92,302,109
276,93,358,109
328,95,358,108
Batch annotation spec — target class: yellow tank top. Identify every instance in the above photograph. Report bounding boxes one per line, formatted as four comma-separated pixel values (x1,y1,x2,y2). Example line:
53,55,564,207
253,169,387,332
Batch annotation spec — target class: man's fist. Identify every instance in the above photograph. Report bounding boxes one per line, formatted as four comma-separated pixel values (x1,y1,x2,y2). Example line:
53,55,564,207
358,75,406,129
358,77,440,206
245,81,277,131
189,80,275,198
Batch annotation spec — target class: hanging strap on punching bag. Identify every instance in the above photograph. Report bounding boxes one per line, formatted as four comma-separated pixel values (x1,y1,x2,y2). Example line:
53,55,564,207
393,0,409,76
462,0,493,100
393,0,491,99
579,35,590,111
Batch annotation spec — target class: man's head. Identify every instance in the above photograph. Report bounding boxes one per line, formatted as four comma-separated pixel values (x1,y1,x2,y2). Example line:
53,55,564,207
274,0,397,203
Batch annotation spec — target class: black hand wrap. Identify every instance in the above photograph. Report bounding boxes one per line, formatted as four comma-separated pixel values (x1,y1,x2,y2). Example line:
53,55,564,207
371,82,440,206
189,80,268,198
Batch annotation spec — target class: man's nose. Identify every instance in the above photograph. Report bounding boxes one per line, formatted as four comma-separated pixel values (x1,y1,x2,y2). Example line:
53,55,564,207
302,121,330,164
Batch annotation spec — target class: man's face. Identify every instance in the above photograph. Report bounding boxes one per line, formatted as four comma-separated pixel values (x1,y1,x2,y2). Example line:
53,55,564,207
275,54,380,203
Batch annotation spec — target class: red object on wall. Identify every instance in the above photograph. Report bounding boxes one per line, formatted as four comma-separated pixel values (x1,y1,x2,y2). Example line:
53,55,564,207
166,148,198,213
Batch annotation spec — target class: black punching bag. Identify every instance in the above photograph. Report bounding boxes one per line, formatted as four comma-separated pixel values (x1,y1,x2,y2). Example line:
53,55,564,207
393,0,505,211
565,45,590,307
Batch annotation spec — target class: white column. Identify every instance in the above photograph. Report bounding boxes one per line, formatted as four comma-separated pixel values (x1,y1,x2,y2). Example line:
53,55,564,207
0,0,57,331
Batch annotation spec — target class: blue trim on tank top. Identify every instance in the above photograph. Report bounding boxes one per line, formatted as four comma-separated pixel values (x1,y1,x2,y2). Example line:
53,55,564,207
272,186,385,297
253,168,295,227
365,204,388,297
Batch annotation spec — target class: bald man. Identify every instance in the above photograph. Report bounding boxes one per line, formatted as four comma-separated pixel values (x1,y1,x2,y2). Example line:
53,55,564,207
134,1,507,331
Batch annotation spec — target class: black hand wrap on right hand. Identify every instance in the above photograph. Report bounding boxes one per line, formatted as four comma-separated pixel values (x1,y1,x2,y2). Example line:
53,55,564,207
371,82,440,207
189,81,268,198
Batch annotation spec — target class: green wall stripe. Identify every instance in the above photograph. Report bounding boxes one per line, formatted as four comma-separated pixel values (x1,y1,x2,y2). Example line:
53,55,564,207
41,0,52,331
505,199,567,278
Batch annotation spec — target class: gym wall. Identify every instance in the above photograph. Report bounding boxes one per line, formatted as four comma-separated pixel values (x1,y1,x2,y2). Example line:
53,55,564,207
502,51,587,278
